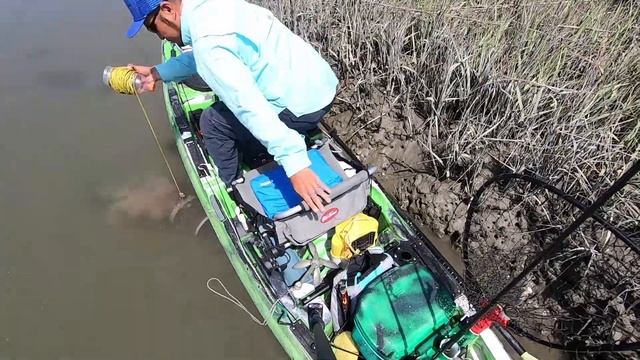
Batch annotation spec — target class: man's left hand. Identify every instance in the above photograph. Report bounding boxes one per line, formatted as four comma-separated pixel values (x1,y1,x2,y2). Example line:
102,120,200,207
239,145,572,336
290,167,331,213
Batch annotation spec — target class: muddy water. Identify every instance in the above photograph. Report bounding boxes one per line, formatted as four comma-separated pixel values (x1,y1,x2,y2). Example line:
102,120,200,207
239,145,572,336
0,1,285,359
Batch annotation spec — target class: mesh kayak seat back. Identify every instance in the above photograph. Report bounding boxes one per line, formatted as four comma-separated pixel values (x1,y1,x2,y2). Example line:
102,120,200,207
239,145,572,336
233,142,372,246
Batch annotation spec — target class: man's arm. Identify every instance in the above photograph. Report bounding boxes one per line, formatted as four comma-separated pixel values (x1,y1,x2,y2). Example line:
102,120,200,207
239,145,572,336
129,52,198,92
195,43,309,176
194,40,331,211
154,51,197,83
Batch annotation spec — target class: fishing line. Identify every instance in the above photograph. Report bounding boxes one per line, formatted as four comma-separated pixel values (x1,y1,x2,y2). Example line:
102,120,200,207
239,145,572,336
206,277,281,326
103,66,186,199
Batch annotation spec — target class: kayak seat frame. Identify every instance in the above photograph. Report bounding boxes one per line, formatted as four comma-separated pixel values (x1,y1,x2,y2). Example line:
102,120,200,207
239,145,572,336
232,140,372,246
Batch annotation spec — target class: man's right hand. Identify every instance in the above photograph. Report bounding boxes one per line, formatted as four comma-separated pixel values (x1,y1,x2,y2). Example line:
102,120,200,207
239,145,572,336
127,64,161,93
290,167,332,213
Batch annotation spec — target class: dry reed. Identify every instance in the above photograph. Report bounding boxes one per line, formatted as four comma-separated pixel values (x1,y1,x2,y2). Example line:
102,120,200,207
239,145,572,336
254,0,640,351
258,0,639,229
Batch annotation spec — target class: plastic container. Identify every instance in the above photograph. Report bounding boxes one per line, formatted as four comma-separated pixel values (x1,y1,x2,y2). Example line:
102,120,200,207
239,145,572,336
352,263,458,359
291,281,315,299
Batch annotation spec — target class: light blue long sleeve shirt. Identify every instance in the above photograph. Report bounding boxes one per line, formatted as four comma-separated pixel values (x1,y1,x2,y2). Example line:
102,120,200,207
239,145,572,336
155,0,338,177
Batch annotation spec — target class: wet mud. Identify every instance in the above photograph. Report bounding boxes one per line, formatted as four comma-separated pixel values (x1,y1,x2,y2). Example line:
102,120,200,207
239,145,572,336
325,101,635,360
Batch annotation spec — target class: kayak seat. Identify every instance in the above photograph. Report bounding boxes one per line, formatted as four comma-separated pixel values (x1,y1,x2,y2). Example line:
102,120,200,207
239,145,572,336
232,141,372,246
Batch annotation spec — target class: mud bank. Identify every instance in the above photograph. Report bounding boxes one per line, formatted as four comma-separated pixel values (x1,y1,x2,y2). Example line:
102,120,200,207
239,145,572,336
325,104,640,359
253,0,640,353
327,103,480,245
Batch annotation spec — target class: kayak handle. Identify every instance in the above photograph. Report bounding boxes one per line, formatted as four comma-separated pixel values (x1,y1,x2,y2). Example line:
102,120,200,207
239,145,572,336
308,303,337,360
492,325,538,360
272,167,376,221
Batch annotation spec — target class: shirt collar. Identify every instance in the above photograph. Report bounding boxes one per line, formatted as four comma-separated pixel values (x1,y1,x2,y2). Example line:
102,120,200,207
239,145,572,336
180,0,193,45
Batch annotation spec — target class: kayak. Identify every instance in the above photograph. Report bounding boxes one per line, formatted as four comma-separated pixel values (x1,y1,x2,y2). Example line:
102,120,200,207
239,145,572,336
160,41,514,360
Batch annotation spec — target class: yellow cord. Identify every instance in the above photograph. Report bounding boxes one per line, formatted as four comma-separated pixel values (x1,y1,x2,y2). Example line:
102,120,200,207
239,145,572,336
107,66,185,198
107,66,140,95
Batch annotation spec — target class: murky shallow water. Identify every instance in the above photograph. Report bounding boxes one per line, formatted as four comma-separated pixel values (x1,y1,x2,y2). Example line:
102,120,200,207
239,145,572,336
0,1,285,359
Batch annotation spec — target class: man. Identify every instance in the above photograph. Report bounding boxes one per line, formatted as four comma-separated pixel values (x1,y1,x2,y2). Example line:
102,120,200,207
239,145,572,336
123,0,338,212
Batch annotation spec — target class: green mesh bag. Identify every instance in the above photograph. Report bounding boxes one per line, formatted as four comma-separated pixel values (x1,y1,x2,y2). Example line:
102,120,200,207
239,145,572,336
352,263,457,359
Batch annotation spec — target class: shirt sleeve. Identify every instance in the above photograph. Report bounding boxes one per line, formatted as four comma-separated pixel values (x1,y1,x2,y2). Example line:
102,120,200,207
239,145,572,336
154,52,198,83
193,38,311,177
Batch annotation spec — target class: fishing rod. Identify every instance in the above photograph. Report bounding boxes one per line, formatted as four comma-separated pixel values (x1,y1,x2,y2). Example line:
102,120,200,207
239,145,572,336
435,159,640,358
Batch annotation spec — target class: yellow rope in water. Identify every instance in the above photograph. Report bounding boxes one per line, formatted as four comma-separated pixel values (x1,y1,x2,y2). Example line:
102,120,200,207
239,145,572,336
107,66,185,198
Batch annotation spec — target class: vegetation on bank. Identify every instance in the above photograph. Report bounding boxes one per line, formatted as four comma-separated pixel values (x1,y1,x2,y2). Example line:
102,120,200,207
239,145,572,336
256,0,639,353
264,0,638,225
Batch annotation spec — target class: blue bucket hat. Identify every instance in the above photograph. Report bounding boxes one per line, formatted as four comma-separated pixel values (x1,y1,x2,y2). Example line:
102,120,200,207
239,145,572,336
124,0,162,38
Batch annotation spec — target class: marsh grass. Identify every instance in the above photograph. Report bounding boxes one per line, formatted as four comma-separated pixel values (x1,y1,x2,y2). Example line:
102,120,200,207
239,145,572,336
256,0,640,350
260,0,639,224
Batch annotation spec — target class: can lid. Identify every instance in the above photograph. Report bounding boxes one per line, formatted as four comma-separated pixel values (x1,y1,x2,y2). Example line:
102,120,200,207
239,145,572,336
133,75,143,91
102,66,113,87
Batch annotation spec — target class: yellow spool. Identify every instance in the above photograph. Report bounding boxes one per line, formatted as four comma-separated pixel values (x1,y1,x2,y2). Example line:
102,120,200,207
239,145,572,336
102,66,143,95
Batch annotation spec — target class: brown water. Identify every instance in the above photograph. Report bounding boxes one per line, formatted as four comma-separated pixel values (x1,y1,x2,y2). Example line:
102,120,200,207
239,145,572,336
0,1,285,359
